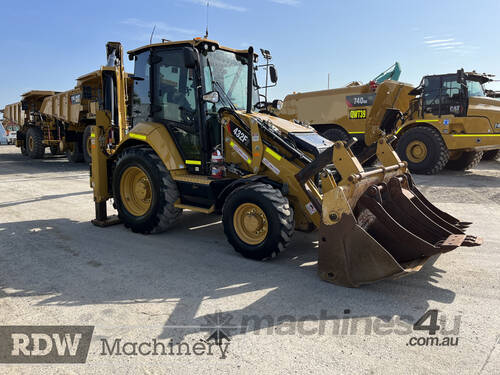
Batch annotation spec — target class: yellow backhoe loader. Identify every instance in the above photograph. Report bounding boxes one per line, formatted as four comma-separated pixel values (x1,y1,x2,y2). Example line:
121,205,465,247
90,40,481,287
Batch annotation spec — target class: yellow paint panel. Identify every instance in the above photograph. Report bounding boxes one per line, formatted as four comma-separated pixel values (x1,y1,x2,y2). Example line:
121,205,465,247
129,133,147,140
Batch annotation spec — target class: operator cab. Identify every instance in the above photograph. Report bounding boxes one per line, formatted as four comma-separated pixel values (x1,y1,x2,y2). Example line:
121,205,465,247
128,40,260,175
409,69,493,118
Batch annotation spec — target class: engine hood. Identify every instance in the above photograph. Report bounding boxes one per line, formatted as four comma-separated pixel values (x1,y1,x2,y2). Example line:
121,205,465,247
245,112,312,134
468,96,500,131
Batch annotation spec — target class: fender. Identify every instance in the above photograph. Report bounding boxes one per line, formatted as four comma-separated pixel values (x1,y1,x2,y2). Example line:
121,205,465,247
116,122,185,171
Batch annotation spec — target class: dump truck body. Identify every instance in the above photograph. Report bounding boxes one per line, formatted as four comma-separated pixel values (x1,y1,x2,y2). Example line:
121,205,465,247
3,70,130,162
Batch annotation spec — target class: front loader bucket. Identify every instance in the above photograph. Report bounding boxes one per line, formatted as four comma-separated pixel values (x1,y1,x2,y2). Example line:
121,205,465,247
318,174,481,287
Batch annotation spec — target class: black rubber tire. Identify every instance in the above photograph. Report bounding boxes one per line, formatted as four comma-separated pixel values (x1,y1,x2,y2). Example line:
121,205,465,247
82,125,92,164
321,127,350,143
66,141,84,163
446,151,483,171
26,127,45,159
50,144,60,155
113,147,181,234
222,183,294,260
20,144,28,156
482,149,500,161
395,126,449,174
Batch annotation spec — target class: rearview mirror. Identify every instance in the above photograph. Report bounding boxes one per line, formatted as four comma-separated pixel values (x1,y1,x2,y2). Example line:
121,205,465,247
269,66,278,83
202,91,219,104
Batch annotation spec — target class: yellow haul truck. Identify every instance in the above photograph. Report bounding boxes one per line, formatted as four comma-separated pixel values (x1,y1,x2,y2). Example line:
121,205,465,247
90,40,480,287
3,70,129,163
280,70,500,174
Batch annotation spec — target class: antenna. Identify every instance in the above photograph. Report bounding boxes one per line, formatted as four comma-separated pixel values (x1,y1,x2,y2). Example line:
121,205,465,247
328,73,330,89
149,25,156,44
204,1,209,38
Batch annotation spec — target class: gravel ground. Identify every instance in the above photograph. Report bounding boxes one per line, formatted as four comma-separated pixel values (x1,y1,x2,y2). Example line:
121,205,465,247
0,144,499,374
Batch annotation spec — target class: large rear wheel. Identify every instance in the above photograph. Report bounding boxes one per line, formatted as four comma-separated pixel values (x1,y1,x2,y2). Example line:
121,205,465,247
82,126,93,164
446,150,483,171
26,127,45,159
222,183,294,260
395,126,449,174
113,147,181,234
66,141,84,163
482,149,500,161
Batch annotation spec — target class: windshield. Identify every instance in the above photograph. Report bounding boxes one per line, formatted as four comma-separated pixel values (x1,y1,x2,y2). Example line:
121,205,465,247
202,49,258,110
467,80,485,97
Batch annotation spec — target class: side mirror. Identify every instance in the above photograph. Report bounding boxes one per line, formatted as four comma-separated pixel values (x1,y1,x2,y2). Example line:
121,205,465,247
184,48,197,69
269,66,278,83
203,91,219,104
457,69,466,85
272,99,283,110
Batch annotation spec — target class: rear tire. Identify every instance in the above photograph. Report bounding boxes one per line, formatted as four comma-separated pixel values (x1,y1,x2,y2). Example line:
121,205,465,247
50,144,60,155
446,151,483,171
222,183,294,260
82,125,93,164
482,149,500,161
26,127,45,159
395,126,449,174
66,141,84,163
113,147,181,234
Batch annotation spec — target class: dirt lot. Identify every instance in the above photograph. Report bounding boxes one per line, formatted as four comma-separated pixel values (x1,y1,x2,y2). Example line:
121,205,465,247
0,144,499,374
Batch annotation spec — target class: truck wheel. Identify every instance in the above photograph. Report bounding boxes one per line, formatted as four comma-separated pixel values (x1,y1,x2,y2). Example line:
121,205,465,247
321,127,350,143
113,147,181,234
66,142,84,162
26,127,45,159
395,126,449,174
20,144,28,156
50,144,60,155
482,149,500,160
82,126,93,163
446,151,483,171
222,183,294,260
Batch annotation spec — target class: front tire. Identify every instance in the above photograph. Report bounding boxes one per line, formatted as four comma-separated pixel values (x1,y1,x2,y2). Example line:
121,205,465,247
395,126,449,174
446,151,483,171
222,183,294,260
113,147,181,234
482,149,500,161
26,127,45,159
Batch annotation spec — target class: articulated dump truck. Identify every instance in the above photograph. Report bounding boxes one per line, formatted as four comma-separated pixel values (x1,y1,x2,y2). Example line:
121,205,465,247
90,40,481,287
3,70,131,163
279,70,500,174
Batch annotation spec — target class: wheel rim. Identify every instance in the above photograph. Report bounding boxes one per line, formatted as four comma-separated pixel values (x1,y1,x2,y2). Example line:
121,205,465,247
120,166,152,216
86,135,92,157
233,203,268,245
28,136,34,152
406,140,428,163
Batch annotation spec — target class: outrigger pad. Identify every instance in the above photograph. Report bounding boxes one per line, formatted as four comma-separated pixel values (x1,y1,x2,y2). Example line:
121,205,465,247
318,176,482,287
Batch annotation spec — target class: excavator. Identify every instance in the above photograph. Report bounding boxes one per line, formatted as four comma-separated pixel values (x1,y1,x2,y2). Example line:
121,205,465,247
89,39,481,287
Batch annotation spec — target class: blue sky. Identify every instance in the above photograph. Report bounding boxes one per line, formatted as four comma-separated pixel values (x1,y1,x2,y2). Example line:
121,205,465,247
1,0,500,110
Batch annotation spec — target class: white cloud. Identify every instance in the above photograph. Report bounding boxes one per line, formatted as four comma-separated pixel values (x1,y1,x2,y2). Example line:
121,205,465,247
187,0,247,12
269,0,300,5
424,38,455,44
